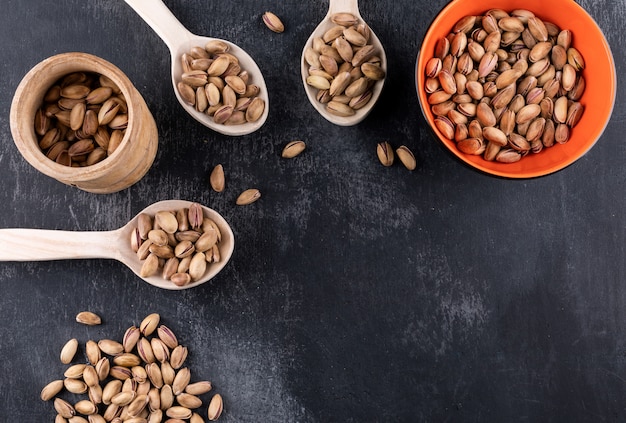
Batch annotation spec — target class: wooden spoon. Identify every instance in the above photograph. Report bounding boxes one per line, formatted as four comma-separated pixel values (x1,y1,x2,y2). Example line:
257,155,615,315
0,200,234,290
300,0,387,126
124,0,269,136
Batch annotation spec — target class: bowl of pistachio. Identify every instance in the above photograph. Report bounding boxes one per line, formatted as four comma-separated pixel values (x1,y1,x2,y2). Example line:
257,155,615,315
10,52,158,193
416,0,616,178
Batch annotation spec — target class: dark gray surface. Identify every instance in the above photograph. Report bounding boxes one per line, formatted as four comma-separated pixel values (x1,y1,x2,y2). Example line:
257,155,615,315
0,0,625,421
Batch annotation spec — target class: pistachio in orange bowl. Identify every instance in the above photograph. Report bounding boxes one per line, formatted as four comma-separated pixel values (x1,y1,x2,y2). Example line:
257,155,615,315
415,0,616,178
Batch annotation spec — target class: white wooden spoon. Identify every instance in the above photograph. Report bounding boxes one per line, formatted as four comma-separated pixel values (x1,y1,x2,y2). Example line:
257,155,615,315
300,0,387,126
124,0,269,136
0,200,234,290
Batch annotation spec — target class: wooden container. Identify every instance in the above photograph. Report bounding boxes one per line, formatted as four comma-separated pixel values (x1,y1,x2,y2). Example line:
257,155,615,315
10,52,158,193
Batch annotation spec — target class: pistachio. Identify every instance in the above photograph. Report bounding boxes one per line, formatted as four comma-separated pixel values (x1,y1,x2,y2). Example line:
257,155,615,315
160,384,175,410
173,393,201,410
434,116,455,140
127,394,149,417
324,100,354,116
263,11,284,33
140,313,160,337
154,211,178,235
482,127,508,146
122,326,140,353
60,338,79,364
75,399,97,415
236,188,261,206
207,394,223,421
349,91,372,110
213,104,234,124
109,366,133,381
376,142,394,167
185,381,213,396
76,311,102,326
113,353,143,368
111,391,135,406
395,146,417,170
170,345,188,370
282,140,306,158
157,325,179,350
95,357,110,381
54,397,76,419
245,97,265,122
331,12,359,26
140,253,160,278
83,365,99,388
151,338,170,363
496,148,522,163
177,82,196,105
98,339,124,355
188,252,207,281
41,379,64,401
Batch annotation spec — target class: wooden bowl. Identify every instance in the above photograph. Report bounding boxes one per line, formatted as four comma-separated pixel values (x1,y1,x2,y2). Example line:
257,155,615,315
10,52,158,193
416,0,616,178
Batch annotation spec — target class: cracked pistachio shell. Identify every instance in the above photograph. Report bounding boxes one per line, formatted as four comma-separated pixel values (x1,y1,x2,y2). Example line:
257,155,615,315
76,311,102,326
281,140,306,158
263,11,284,33
245,97,265,123
157,325,179,350
140,313,160,336
376,142,394,167
170,345,189,370
396,146,417,170
208,394,223,421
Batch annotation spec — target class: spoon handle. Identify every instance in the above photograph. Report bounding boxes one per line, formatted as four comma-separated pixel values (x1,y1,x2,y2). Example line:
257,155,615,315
123,0,192,53
327,0,361,17
0,229,118,261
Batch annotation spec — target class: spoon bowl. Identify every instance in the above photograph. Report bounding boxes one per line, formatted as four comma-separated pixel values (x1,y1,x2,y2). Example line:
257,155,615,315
301,0,387,126
124,0,269,136
0,200,234,290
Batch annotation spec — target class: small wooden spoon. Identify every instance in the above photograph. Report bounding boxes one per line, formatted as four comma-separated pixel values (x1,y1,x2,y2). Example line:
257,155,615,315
124,0,269,136
301,0,387,126
0,200,234,290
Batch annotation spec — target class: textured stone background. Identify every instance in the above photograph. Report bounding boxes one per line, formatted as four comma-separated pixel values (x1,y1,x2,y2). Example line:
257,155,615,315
0,0,625,421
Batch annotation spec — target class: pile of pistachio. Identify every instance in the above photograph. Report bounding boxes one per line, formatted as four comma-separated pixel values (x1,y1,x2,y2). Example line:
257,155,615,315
131,203,222,287
304,13,386,117
35,72,127,167
177,41,265,125
40,312,223,422
424,9,585,163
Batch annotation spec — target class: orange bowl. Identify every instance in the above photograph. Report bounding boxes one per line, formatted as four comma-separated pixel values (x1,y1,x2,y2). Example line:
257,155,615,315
416,0,616,178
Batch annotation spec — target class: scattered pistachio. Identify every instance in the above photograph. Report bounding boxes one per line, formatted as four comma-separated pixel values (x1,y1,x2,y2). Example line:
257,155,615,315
76,311,102,326
281,140,306,158
60,338,78,364
42,313,225,420
262,11,285,33
236,188,261,205
376,142,394,167
210,164,225,192
396,146,417,170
